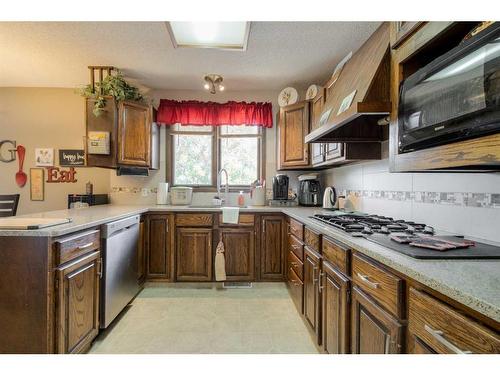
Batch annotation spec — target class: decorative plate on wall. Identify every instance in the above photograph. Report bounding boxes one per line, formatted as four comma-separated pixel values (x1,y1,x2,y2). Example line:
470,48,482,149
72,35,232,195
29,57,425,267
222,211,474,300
278,87,299,107
305,84,319,100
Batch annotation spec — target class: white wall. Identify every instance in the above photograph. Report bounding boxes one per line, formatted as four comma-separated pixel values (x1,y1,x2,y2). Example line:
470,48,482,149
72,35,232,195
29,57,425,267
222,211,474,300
321,146,500,243
109,89,281,205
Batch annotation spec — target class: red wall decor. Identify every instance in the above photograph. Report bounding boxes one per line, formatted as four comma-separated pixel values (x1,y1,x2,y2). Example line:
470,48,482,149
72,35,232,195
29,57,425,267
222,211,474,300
46,167,77,183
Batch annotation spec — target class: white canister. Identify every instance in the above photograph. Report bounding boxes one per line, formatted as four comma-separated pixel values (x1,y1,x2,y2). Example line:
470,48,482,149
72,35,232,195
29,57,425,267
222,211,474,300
157,182,169,205
252,186,266,206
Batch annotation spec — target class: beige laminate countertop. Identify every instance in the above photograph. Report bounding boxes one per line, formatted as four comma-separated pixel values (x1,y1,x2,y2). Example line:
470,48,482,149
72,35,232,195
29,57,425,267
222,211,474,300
0,204,499,323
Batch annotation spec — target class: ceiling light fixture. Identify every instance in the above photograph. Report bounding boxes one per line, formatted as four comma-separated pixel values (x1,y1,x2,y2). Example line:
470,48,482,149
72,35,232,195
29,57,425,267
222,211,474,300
204,74,224,94
166,22,250,51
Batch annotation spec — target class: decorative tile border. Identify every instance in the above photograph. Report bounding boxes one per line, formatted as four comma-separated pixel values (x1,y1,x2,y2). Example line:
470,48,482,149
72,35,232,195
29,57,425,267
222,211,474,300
343,189,500,209
111,186,157,194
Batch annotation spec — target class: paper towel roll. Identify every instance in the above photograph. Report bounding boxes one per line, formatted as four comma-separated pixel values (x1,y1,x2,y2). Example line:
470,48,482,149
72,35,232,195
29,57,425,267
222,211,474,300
157,182,169,205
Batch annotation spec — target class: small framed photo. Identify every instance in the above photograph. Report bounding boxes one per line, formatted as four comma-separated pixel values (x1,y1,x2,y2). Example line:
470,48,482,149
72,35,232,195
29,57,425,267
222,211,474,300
35,148,54,167
30,168,44,201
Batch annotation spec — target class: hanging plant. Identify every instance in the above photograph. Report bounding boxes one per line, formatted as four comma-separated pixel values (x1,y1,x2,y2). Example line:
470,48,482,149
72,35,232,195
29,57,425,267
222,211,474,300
77,70,145,116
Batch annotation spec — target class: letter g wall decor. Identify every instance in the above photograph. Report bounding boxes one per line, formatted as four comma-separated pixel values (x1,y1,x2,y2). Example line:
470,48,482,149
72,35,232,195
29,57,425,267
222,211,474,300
0,140,17,163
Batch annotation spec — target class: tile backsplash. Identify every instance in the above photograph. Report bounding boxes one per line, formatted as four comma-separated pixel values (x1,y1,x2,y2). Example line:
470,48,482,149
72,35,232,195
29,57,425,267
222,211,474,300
321,158,500,244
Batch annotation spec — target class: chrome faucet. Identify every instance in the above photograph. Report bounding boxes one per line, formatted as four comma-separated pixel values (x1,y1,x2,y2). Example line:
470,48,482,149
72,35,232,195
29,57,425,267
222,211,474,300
216,168,229,205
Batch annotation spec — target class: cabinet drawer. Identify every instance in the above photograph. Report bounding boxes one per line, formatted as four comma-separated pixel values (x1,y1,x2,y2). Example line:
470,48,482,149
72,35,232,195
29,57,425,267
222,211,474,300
54,229,101,265
287,267,304,314
287,250,304,280
322,236,351,275
176,213,213,227
352,253,404,318
409,288,500,354
288,234,304,260
218,213,254,227
289,218,304,241
304,227,321,253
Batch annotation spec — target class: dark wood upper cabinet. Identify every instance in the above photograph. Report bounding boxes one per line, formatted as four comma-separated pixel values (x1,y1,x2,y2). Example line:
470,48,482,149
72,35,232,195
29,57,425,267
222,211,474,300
278,101,311,169
176,227,213,281
220,227,255,281
55,251,101,354
86,98,159,170
146,214,174,281
117,101,151,167
259,215,285,280
304,246,321,342
322,261,350,354
351,287,403,354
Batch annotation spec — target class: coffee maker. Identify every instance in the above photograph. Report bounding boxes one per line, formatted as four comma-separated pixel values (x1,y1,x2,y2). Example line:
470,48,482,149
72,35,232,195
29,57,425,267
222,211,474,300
272,174,289,200
298,174,321,207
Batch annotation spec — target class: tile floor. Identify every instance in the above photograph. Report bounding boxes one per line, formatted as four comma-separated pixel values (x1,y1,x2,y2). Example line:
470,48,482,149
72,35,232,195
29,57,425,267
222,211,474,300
90,282,319,354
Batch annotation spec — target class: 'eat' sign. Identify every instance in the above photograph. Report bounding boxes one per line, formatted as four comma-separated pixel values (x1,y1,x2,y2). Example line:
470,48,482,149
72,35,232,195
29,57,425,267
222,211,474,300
46,167,77,183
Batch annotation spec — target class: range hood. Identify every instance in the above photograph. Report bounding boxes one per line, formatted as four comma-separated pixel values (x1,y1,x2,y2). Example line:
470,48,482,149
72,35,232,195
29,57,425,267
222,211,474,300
306,23,391,144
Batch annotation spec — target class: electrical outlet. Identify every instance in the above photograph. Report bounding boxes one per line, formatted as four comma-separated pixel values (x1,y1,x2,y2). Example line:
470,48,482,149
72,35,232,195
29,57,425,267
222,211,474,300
141,188,148,197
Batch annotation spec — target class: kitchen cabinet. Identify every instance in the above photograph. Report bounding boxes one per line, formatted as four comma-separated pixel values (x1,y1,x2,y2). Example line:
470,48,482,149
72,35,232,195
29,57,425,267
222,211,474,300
146,214,174,281
287,265,304,313
220,227,255,281
117,101,152,167
304,246,321,342
351,287,403,354
278,101,311,169
312,143,325,165
408,288,500,354
176,228,213,281
259,215,286,280
391,21,425,49
55,251,101,354
322,261,350,354
137,218,146,283
86,98,159,170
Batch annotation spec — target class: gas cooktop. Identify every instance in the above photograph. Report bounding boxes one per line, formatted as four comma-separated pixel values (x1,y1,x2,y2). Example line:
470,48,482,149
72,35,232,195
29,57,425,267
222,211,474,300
311,212,500,259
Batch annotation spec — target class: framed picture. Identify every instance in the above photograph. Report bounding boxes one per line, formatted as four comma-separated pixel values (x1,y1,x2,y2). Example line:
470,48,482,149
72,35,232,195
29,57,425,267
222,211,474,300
35,148,54,167
59,149,85,166
30,168,44,201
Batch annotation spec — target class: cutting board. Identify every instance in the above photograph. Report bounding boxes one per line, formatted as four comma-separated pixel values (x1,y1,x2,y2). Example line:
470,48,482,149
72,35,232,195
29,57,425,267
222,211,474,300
0,217,72,230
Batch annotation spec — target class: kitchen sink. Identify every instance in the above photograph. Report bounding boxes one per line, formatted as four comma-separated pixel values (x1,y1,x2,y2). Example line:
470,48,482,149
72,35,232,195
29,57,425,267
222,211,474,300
188,205,248,209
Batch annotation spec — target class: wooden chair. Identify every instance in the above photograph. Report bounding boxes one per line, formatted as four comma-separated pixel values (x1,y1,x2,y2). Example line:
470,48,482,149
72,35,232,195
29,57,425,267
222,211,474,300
0,194,20,217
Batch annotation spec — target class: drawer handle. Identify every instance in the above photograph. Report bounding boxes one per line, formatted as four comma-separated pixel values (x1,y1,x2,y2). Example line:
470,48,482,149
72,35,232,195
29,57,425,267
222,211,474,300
291,262,298,267
78,242,94,250
424,324,472,354
357,273,379,289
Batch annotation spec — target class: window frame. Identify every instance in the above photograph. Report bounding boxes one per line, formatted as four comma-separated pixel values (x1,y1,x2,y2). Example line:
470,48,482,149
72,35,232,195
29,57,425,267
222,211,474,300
166,124,265,192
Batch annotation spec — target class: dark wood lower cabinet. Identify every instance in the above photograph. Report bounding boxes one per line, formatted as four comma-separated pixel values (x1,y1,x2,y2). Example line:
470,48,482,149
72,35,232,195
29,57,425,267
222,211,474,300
304,247,321,342
322,261,350,354
259,215,285,281
146,214,174,281
176,228,213,281
55,251,101,354
351,287,403,354
137,218,146,283
220,227,255,281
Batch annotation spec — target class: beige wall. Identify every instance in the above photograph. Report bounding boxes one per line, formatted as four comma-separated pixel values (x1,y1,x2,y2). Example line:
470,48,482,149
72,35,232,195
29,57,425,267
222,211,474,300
0,88,110,215
109,89,281,205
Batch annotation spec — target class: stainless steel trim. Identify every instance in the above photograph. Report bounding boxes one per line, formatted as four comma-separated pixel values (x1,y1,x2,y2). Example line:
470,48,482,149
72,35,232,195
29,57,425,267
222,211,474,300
357,273,379,289
78,242,94,250
424,324,472,354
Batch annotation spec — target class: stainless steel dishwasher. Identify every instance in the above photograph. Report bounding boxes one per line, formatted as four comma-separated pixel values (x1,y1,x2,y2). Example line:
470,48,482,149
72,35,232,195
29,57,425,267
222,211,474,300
100,215,141,328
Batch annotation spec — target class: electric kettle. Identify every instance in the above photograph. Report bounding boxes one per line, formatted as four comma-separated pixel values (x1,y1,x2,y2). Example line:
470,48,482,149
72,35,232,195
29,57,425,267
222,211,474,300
322,186,338,209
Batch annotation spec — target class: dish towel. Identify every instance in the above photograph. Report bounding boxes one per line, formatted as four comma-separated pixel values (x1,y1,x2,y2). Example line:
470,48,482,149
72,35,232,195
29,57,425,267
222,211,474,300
222,206,239,224
214,240,227,281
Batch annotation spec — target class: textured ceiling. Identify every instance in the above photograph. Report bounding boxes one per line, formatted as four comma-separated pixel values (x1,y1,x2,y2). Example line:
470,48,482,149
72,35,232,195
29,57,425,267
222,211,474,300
0,21,381,91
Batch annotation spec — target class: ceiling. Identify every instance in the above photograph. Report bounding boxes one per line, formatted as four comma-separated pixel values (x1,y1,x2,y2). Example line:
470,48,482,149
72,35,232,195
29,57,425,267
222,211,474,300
0,22,381,91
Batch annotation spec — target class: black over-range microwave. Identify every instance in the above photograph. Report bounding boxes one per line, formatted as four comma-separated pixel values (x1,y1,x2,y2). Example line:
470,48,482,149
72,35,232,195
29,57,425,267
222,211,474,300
398,22,500,153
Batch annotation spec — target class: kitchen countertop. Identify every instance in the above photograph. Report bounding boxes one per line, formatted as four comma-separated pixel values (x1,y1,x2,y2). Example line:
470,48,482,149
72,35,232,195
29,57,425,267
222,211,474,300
1,204,499,323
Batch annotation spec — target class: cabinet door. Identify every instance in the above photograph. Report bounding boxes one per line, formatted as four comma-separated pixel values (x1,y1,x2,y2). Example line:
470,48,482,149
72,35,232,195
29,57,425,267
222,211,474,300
310,89,325,131
260,215,285,280
351,287,403,354
325,143,344,161
55,251,101,354
176,228,213,281
146,214,174,281
279,101,310,169
118,101,151,167
220,227,255,281
137,219,146,282
304,247,321,340
322,262,350,354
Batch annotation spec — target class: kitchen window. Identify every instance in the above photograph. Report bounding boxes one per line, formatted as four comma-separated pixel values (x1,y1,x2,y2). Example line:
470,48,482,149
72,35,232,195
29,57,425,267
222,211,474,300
167,124,264,190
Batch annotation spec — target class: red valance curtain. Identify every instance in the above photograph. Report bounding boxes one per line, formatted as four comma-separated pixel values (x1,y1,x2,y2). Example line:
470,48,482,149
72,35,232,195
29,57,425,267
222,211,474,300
157,100,273,128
